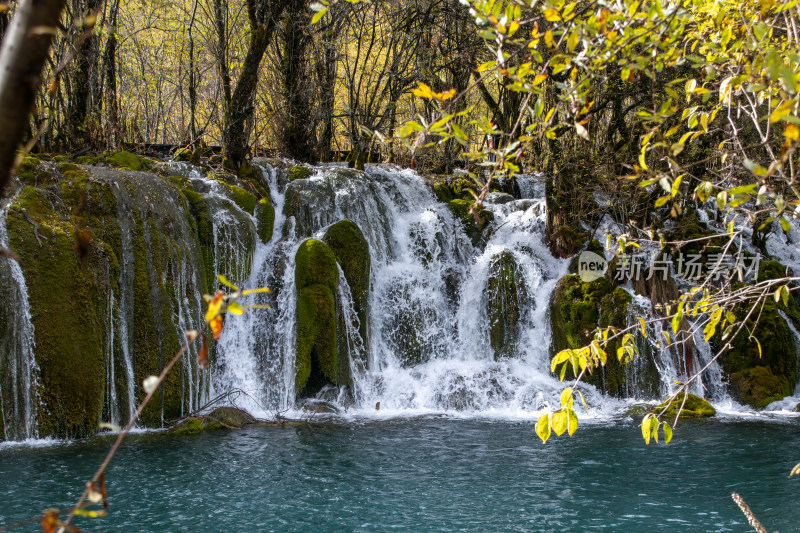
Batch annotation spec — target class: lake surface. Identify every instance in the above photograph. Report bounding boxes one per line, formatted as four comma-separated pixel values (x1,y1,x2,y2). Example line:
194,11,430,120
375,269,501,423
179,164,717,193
1,417,798,532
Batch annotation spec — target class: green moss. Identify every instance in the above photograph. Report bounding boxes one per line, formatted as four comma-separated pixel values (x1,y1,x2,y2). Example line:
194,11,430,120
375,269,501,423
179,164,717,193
550,275,633,396
433,181,455,202
220,182,258,214
6,188,106,438
487,251,525,360
729,366,791,409
323,220,371,382
107,151,150,171
289,165,313,181
719,299,797,408
757,260,789,282
256,198,275,244
656,392,716,418
448,199,494,246
174,147,193,162
295,239,340,395
173,417,204,435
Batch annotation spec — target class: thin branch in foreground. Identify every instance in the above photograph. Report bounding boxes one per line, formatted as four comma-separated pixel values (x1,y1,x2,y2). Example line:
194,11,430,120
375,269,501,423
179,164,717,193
731,492,771,533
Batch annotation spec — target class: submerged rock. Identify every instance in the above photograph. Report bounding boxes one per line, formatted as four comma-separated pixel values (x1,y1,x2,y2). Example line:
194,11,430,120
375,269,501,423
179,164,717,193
656,392,715,418
171,406,256,434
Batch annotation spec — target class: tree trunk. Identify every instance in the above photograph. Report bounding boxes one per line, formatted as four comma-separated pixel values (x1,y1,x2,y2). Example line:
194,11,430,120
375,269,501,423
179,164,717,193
316,27,337,162
63,0,102,150
102,0,120,148
0,0,68,198
214,0,232,124
187,0,199,141
280,0,316,162
222,0,289,171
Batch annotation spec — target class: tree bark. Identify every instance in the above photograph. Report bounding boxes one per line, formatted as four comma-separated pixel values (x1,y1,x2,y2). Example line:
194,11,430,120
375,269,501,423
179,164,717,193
222,0,289,171
63,0,102,150
0,0,68,198
280,0,316,162
102,0,119,148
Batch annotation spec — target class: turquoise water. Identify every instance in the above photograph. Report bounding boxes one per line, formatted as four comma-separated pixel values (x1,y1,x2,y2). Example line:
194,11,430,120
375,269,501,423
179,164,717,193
0,418,798,532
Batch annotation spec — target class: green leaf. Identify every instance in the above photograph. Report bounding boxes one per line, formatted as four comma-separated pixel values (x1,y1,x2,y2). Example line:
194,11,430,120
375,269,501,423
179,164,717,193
536,413,551,443
781,216,792,233
218,274,239,291
311,7,328,24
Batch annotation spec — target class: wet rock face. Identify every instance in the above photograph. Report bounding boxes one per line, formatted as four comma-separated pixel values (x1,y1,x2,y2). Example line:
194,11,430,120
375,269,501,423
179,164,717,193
486,251,527,360
294,239,340,396
283,178,335,238
549,274,636,396
1,162,263,439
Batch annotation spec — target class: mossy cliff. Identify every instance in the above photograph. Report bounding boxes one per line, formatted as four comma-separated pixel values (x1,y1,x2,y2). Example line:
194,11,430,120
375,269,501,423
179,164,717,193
323,220,371,355
550,274,632,396
487,251,526,360
709,259,800,409
6,184,109,438
1,160,262,439
295,239,340,396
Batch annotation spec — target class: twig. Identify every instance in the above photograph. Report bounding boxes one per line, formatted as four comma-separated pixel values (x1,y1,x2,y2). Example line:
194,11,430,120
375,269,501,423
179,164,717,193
56,327,203,532
731,492,770,533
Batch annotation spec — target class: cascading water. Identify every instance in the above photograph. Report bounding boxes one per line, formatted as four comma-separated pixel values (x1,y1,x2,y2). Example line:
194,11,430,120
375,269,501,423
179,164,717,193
0,196,39,440
214,164,628,418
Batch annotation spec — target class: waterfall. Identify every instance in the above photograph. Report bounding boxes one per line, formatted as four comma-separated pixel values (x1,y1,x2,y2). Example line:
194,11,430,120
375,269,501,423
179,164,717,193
213,165,638,417
0,197,39,440
213,165,297,415
112,180,142,424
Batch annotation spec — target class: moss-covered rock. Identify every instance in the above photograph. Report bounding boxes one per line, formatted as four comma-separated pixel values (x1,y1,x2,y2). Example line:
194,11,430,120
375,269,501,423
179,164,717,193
550,275,633,396
487,251,526,360
728,366,791,409
6,187,108,438
448,199,494,247
256,197,275,244
220,182,258,214
295,239,340,395
107,151,150,171
289,165,313,181
173,417,204,435
718,298,797,408
656,392,716,418
323,221,370,336
172,406,255,433
174,147,193,162
323,220,371,383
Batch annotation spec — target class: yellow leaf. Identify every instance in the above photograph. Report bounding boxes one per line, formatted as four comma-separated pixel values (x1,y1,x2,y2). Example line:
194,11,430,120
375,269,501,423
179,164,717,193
532,73,548,86
552,410,568,436
785,124,800,141
536,413,551,443
544,8,561,22
205,290,224,322
544,30,554,48
412,82,434,99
